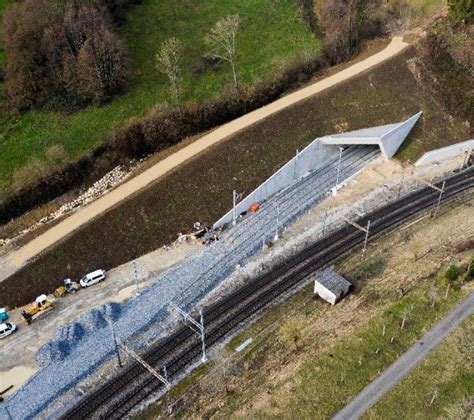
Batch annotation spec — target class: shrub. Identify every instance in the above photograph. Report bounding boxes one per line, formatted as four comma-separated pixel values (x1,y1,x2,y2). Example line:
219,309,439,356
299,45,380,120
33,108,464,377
445,265,460,283
465,259,474,281
448,0,474,23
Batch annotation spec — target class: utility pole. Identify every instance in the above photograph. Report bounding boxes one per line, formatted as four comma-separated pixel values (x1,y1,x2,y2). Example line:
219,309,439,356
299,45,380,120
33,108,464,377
169,303,208,363
342,216,371,255
119,343,170,390
274,203,280,242
132,261,140,297
363,220,371,254
397,166,405,199
433,180,446,218
294,149,299,180
232,190,237,225
460,149,471,170
420,179,445,219
335,147,344,188
322,209,328,235
107,315,123,368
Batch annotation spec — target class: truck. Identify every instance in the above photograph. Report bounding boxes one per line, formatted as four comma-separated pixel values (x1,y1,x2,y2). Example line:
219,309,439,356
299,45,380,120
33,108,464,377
21,294,54,325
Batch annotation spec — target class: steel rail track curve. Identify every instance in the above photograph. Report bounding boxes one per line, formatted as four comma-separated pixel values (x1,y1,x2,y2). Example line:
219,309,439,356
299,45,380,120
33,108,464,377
63,166,474,419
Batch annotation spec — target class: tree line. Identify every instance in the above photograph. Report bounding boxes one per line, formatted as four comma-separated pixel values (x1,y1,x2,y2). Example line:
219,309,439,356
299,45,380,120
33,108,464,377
2,0,132,110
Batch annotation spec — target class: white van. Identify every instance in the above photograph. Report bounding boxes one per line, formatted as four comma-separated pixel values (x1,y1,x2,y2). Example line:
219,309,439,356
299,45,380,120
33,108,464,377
80,269,106,288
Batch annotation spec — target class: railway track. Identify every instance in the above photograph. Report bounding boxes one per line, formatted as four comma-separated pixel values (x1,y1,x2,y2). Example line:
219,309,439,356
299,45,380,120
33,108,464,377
64,166,474,419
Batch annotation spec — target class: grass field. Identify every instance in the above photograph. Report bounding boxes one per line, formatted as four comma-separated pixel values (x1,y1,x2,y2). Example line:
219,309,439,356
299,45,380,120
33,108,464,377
255,285,465,418
0,0,319,192
0,0,12,68
366,316,473,419
408,0,444,17
1,45,470,309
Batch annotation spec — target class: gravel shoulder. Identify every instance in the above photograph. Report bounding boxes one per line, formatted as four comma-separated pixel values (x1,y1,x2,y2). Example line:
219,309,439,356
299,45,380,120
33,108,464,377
0,37,409,282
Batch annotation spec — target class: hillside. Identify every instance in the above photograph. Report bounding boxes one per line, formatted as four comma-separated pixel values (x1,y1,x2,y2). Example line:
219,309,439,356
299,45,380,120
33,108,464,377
1,36,471,309
0,0,319,193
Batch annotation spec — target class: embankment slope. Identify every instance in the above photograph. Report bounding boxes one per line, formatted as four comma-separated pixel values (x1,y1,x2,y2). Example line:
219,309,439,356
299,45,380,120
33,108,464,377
1,40,471,308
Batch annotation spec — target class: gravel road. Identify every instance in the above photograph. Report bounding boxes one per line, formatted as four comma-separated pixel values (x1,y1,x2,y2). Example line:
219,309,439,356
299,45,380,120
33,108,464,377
1,37,409,281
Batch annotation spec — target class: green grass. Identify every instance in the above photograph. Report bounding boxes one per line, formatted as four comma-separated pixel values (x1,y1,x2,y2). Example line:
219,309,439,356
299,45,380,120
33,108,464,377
407,0,445,18
365,315,473,419
0,0,319,191
0,0,13,68
231,278,465,418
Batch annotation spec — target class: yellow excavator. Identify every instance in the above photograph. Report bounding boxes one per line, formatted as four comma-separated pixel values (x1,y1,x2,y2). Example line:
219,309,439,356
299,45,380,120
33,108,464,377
21,295,54,325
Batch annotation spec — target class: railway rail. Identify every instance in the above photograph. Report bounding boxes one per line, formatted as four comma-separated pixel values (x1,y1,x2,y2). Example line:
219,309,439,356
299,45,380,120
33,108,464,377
63,166,473,419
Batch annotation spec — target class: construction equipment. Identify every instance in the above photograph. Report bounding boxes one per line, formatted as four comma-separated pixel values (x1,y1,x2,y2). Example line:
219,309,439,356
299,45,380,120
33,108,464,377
21,295,54,325
64,278,78,294
53,286,67,298
249,203,260,213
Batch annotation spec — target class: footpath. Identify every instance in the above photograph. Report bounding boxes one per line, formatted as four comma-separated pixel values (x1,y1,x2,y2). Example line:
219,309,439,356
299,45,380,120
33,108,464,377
0,37,409,282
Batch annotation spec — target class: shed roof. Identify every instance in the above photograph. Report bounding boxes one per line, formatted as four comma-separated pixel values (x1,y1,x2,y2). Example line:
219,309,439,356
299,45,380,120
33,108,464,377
314,268,351,294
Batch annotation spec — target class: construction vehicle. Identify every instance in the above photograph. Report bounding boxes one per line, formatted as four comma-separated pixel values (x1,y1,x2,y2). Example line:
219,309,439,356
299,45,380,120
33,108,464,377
53,286,67,298
53,278,79,297
64,278,78,294
21,295,54,325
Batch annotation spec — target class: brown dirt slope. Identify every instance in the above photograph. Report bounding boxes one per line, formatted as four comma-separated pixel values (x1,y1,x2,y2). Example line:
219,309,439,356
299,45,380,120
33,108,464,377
0,44,470,308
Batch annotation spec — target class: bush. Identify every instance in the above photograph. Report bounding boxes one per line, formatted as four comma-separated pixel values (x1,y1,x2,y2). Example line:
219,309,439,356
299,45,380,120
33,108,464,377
448,0,474,23
465,259,474,281
445,265,460,283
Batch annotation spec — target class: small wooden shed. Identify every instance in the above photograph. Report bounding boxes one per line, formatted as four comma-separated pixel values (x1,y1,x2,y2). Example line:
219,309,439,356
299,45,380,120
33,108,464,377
313,268,352,305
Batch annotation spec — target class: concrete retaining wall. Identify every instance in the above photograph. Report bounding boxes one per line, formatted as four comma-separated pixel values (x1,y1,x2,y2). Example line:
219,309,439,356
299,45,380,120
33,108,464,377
415,139,474,167
213,139,340,228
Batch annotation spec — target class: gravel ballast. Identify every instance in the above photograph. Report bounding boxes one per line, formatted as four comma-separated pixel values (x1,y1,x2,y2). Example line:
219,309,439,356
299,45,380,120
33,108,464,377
1,146,378,419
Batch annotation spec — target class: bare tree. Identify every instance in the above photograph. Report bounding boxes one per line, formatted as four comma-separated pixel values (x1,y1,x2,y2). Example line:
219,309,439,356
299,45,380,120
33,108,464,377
204,14,240,88
155,37,183,106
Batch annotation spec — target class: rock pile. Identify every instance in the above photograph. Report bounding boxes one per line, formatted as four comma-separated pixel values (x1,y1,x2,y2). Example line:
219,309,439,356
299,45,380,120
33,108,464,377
0,165,134,248
39,166,129,224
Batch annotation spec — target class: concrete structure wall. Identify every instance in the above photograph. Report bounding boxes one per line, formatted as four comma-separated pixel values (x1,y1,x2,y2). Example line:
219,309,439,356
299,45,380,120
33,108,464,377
213,139,340,228
214,113,422,228
314,283,336,305
321,112,423,159
415,139,474,167
379,112,423,159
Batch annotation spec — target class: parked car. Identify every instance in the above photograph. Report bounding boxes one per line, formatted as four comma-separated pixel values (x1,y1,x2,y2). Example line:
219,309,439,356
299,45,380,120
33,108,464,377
79,269,106,288
0,322,17,339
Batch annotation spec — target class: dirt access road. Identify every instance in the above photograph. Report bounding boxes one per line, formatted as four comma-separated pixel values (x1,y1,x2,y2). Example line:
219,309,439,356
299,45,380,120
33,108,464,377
0,37,409,281
0,241,201,397
333,292,474,420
